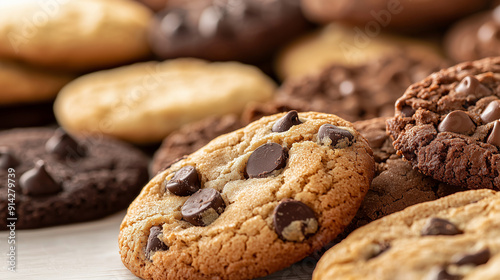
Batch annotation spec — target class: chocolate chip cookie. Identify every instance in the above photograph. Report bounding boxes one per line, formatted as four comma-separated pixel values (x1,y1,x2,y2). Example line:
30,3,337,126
313,189,500,280
148,0,309,63
0,127,149,229
119,111,375,280
445,5,500,62
387,57,500,190
247,52,447,123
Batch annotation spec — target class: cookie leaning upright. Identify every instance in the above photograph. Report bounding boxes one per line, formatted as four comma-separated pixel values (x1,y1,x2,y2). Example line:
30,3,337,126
0,0,152,71
387,57,500,190
313,189,500,280
54,58,276,144
119,111,375,280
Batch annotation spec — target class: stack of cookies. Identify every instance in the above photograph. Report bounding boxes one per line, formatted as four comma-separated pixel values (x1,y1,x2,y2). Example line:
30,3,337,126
3,0,500,279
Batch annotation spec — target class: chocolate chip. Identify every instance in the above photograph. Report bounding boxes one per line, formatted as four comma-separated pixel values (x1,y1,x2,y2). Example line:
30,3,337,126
401,105,415,118
437,111,476,135
481,100,500,123
273,199,318,242
198,6,233,38
487,120,500,147
428,267,461,280
317,124,354,148
455,76,492,96
45,128,86,159
421,217,462,236
181,188,225,226
245,143,288,178
0,147,19,169
478,21,500,43
20,160,62,196
272,111,302,132
145,225,168,259
165,166,200,196
159,9,189,37
452,248,490,266
226,0,257,18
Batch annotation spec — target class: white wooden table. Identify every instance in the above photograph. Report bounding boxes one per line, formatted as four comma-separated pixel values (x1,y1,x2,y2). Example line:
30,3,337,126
0,211,317,280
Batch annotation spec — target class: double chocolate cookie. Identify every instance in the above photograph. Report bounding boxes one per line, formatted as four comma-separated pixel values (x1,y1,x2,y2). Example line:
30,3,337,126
148,0,309,63
119,111,375,279
387,57,500,190
313,189,500,279
247,52,447,123
0,128,149,229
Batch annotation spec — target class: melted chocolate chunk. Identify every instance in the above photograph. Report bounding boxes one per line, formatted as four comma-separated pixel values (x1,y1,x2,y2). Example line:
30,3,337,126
0,147,19,169
455,75,491,96
246,143,288,178
428,267,461,280
165,166,201,196
481,100,500,123
487,120,500,147
160,9,189,37
145,225,169,259
45,128,86,159
198,5,233,38
452,248,490,266
20,160,62,196
401,105,415,118
367,242,391,260
421,217,462,236
317,124,354,148
181,188,225,226
273,199,318,242
437,111,476,135
272,111,302,132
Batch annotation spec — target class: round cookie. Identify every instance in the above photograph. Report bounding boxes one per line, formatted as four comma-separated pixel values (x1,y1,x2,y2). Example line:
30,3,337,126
54,58,276,144
249,52,447,123
0,127,149,229
148,0,310,63
151,114,245,175
119,111,375,280
275,23,446,80
300,0,489,32
0,0,152,71
387,57,500,190
312,189,500,280
445,6,500,63
0,59,75,105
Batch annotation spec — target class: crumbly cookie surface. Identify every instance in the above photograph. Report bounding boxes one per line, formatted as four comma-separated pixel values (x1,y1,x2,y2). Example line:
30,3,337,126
387,57,500,190
119,112,375,280
313,189,500,280
54,58,276,144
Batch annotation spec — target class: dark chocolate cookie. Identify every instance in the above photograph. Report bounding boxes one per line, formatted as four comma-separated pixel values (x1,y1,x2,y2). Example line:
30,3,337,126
245,52,448,122
0,127,149,229
445,5,500,62
148,0,310,63
387,57,500,190
151,114,244,175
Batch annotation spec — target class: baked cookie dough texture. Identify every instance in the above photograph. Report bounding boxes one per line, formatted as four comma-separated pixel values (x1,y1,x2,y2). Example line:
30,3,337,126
119,112,375,279
54,58,276,144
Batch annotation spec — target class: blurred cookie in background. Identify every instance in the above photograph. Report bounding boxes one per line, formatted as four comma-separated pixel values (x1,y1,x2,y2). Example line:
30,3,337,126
445,5,500,62
54,58,276,144
148,0,311,63
250,51,448,123
301,0,489,33
0,59,75,128
275,23,445,80
0,0,152,72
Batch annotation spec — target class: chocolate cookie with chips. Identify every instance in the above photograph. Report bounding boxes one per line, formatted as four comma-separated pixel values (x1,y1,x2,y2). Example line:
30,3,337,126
0,127,149,229
119,111,374,280
387,57,500,190
313,189,500,280
148,0,310,63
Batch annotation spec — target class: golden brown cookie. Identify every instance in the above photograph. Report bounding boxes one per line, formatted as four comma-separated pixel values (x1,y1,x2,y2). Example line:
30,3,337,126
0,0,152,71
54,58,276,144
119,111,375,279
